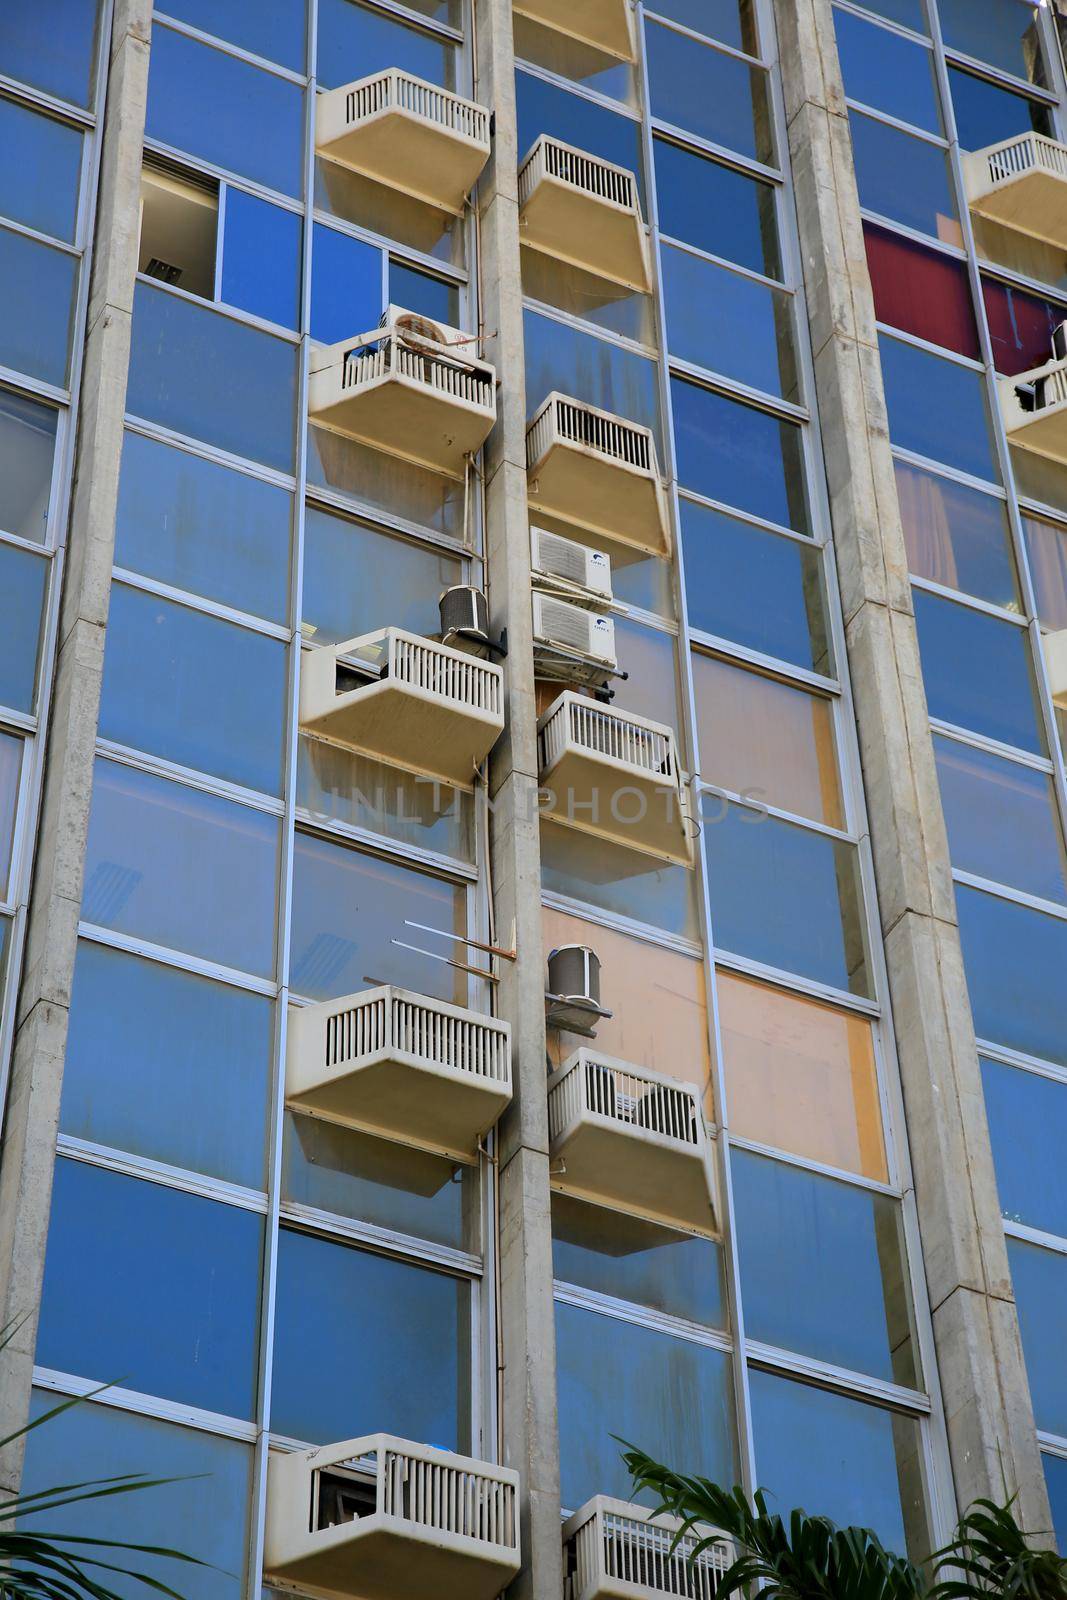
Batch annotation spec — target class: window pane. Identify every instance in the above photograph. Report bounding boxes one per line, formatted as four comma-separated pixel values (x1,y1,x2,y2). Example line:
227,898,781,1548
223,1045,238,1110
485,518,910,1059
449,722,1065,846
301,507,461,645
307,426,465,539
694,654,842,827
83,759,279,976
540,816,700,940
1024,512,1067,632
0,96,83,243
128,282,298,472
62,940,272,1190
895,460,1018,610
522,248,654,346
647,0,756,52
664,247,797,402
163,0,305,70
719,970,886,1181
0,224,77,388
914,589,1043,753
0,0,99,108
749,1369,927,1560
735,1151,917,1386
1009,1238,1067,1437
556,1299,737,1510
317,0,455,90
222,190,302,330
0,389,57,546
982,1056,1067,1237
313,161,460,266
949,65,1052,152
610,616,681,731
681,500,831,674
934,734,1067,902
290,831,465,1003
311,222,382,345
1047,1454,1067,1555
0,540,47,715
850,111,960,244
282,1115,473,1251
703,806,871,995
982,275,1064,379
147,26,305,198
835,9,940,132
37,1159,262,1418
514,15,634,103
552,1193,726,1329
22,1395,252,1600
646,22,773,165
672,378,810,533
865,225,978,359
298,738,474,861
115,431,291,624
654,138,781,279
940,0,1046,87
272,1229,470,1447
845,0,924,29
0,730,19,898
100,585,288,794
881,335,997,482
525,309,661,447
517,71,643,204
957,883,1067,1065
390,261,458,328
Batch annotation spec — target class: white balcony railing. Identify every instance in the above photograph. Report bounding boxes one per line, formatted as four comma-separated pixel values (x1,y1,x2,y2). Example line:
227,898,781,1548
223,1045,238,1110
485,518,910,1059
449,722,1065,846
519,135,640,214
321,988,511,1089
527,393,655,478
548,1053,701,1150
342,69,491,148
564,1497,733,1600
539,693,677,782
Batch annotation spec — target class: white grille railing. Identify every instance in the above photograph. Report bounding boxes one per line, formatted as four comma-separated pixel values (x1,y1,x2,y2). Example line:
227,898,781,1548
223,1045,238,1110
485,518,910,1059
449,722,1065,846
982,131,1067,187
550,1053,701,1148
377,1442,518,1550
527,393,656,477
565,1502,731,1600
518,134,640,213
343,68,490,148
322,988,511,1087
387,629,502,716
1033,358,1067,413
539,694,676,780
341,334,495,411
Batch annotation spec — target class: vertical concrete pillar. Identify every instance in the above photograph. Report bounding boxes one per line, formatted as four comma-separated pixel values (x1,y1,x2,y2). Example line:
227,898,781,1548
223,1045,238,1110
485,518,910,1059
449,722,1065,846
475,3,562,1597
0,0,151,1489
773,0,1050,1534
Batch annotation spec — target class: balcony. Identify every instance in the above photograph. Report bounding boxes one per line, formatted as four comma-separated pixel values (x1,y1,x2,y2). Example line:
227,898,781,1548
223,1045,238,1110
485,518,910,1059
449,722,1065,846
563,1496,734,1600
963,133,1067,250
513,0,634,62
316,69,491,215
526,394,670,556
547,1051,716,1233
309,326,497,479
286,986,512,1163
538,691,691,864
300,628,504,790
999,358,1067,467
265,1435,521,1600
518,136,650,293
1042,628,1067,710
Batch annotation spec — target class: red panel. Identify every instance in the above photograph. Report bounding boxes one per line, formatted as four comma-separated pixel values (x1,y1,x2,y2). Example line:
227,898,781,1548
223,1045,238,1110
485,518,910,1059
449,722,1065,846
982,276,1066,377
864,223,979,359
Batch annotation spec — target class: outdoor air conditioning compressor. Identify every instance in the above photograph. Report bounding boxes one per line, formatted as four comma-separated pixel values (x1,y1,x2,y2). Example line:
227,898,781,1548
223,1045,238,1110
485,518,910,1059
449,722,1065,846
545,944,611,1036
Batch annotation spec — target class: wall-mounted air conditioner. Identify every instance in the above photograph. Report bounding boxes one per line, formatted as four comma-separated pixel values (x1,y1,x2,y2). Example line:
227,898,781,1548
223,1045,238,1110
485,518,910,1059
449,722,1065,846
265,1435,521,1600
316,69,491,215
527,393,670,556
286,986,512,1164
547,1050,717,1233
962,132,1067,250
999,355,1067,466
513,0,635,63
533,593,616,689
518,135,650,293
531,527,613,606
309,307,496,479
545,944,612,1038
538,690,691,863
562,1496,734,1600
300,627,504,789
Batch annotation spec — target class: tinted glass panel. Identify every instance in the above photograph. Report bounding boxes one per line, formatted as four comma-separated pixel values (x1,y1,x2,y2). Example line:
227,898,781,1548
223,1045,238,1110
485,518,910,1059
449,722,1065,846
895,460,1017,610
957,884,1067,1065
540,816,699,939
850,111,959,243
865,225,978,359
513,15,635,105
949,65,1052,151
37,1159,262,1417
939,0,1044,82
525,310,660,445
982,275,1064,378
646,0,756,52
0,390,56,547
646,21,772,165
517,72,643,201
1025,513,1067,631
222,190,302,331
934,734,1067,902
982,1057,1067,1237
654,138,780,279
311,222,381,345
845,0,924,27
1047,1455,1067,1555
272,1229,469,1446
0,731,19,898
835,9,940,133
298,739,473,861
664,247,797,401
163,0,306,70
62,941,273,1190
0,0,99,107
0,541,47,715
1009,1239,1067,1437
0,225,77,388
672,378,809,533
317,0,454,91
556,1300,737,1511
301,508,460,644
0,96,83,243
390,261,458,327
881,335,997,481
307,426,464,539
914,589,1043,753
552,1194,726,1329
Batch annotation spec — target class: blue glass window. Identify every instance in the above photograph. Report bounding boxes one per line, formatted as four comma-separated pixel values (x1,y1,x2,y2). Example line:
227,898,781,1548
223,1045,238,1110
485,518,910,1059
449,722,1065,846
0,390,57,547
37,1159,262,1418
540,817,699,939
646,0,757,53
982,1057,1067,1238
0,732,19,898
517,71,644,204
835,9,941,134
895,458,1017,610
128,281,298,472
162,0,306,71
390,260,458,327
0,225,77,388
672,378,810,534
297,739,473,860
939,0,1044,84
881,335,998,482
654,138,780,279
0,0,99,108
914,590,1043,754
114,430,292,624
949,65,1052,151
664,247,796,401
317,0,454,91
525,309,662,446
850,111,958,241
301,507,461,644
311,223,382,345
0,96,83,243
63,940,273,1191
147,26,305,199
221,189,302,330
0,540,48,715
99,584,288,795
271,1229,470,1447
1009,1239,1067,1437
646,21,773,165
1047,1455,1067,1555
934,734,1067,902
957,885,1067,1067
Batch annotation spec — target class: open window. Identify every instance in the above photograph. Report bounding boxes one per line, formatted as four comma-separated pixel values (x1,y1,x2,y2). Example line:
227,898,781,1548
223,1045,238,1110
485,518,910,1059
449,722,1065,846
138,162,218,299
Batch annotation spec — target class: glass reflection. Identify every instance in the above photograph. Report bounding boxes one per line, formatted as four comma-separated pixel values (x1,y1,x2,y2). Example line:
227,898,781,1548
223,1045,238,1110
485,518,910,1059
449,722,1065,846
913,589,1043,755
301,508,461,645
982,1057,1067,1238
934,734,1067,903
956,884,1067,1068
1008,1238,1067,1438
552,1193,726,1328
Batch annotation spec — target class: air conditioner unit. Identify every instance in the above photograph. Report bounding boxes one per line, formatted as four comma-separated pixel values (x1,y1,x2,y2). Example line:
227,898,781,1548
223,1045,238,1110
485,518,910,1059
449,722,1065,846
300,627,504,790
440,585,491,656
999,356,1067,466
545,944,612,1037
547,1050,717,1233
315,69,491,215
286,986,512,1164
527,393,670,556
309,313,497,479
563,1496,735,1600
513,0,635,63
531,527,613,605
265,1435,521,1600
519,135,650,293
533,594,616,688
962,132,1067,251
538,690,692,864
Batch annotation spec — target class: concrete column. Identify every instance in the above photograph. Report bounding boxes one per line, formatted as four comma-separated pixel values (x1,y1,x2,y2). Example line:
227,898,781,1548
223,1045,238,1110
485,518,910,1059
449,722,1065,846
0,0,150,1489
475,3,562,1597
773,0,1051,1536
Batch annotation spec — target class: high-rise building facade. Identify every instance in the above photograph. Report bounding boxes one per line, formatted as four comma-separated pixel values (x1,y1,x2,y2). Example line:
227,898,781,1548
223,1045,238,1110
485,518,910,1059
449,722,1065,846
1,0,1067,1596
